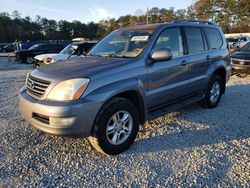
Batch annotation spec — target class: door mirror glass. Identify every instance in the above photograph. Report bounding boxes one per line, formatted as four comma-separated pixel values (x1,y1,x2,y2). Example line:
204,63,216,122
151,48,173,62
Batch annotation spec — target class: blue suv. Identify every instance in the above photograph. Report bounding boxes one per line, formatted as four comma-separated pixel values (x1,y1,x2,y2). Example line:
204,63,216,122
19,20,231,155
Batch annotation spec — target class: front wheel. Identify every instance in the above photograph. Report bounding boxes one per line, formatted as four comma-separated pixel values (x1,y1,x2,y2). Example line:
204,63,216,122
199,75,223,108
26,56,33,64
88,98,139,155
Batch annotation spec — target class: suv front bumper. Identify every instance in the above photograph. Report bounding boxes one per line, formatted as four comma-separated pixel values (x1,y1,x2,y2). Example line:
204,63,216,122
19,87,102,137
232,64,250,74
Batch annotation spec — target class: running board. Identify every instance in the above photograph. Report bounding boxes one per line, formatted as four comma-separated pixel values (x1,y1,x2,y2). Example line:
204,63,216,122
147,94,204,120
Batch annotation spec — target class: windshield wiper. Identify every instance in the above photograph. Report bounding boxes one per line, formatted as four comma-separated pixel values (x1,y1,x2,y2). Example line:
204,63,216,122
100,54,134,58
87,53,134,58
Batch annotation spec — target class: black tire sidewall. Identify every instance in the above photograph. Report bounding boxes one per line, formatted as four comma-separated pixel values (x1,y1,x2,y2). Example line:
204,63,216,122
95,98,139,155
206,75,223,108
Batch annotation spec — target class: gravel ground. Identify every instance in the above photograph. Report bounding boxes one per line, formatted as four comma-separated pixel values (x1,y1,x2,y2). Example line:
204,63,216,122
0,57,249,187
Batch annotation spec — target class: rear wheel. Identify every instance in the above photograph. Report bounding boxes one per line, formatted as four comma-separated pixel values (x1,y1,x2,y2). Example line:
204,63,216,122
88,98,139,155
199,75,223,108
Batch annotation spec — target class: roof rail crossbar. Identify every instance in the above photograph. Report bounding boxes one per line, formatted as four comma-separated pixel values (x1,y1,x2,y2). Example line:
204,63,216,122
174,19,215,25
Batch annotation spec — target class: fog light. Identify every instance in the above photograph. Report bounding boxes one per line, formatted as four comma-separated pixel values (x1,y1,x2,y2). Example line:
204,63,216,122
50,117,75,127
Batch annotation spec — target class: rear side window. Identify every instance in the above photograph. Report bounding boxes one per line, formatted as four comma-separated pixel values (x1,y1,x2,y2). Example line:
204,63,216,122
153,27,184,57
40,44,50,50
240,37,246,42
184,27,204,54
203,28,223,50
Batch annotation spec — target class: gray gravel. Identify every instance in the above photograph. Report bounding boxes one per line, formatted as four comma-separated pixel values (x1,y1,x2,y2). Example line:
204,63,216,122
0,57,249,187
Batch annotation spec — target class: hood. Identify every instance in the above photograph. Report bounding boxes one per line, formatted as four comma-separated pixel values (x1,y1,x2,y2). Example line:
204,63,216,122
34,53,59,61
231,52,250,60
31,56,133,80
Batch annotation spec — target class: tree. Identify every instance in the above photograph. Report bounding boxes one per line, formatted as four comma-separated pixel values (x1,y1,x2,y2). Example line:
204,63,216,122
0,2,250,43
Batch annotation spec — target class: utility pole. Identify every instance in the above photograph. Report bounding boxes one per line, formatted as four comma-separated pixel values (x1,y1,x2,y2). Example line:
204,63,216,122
146,8,151,24
146,8,149,24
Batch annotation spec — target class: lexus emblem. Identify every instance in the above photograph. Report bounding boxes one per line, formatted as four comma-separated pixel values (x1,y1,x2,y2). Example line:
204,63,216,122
30,80,35,89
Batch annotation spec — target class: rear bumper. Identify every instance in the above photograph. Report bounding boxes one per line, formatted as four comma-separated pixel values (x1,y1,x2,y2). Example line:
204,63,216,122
19,87,103,137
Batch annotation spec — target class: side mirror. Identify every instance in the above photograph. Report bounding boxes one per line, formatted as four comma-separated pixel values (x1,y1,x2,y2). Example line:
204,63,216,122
151,48,173,62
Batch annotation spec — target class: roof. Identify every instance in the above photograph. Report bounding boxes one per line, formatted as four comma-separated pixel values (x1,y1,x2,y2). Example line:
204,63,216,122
118,23,165,32
116,19,218,32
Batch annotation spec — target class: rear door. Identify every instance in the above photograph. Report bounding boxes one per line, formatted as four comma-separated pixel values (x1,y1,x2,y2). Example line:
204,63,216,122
182,26,210,93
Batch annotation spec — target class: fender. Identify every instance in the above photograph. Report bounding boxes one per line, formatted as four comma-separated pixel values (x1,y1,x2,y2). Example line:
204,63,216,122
206,60,226,78
84,77,148,119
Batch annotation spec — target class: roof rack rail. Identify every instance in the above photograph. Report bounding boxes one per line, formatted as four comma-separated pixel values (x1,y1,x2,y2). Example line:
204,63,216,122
173,19,215,25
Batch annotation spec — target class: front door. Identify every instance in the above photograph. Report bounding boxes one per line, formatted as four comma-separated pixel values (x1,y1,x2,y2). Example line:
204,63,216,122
146,27,191,109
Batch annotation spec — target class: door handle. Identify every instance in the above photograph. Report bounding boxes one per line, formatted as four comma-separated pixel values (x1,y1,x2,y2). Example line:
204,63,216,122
181,60,187,66
206,55,211,61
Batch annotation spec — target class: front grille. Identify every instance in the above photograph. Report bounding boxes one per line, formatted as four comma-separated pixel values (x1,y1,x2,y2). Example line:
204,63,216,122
232,59,250,65
26,75,51,99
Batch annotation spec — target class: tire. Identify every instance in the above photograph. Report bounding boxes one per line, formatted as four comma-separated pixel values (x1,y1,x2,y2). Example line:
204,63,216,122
199,75,223,108
88,97,139,155
26,56,33,64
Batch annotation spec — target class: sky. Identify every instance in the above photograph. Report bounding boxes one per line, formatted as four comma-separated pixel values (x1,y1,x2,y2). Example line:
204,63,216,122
0,0,192,23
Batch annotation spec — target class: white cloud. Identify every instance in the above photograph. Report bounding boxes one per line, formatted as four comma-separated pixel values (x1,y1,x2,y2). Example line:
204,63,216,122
89,7,114,22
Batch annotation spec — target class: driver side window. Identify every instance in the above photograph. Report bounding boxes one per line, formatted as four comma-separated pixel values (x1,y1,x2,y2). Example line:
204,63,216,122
153,27,184,57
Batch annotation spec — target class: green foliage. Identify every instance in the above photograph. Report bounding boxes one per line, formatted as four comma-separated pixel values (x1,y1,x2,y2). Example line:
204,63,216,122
0,2,249,43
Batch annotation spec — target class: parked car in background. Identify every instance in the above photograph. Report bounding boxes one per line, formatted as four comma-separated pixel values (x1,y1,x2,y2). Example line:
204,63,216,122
0,43,11,52
227,36,250,52
0,44,14,53
33,41,97,68
231,42,250,74
19,20,231,155
14,40,71,51
16,42,70,64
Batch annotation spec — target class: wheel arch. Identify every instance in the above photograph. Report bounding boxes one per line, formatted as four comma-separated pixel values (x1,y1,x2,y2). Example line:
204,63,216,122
112,90,146,124
212,67,226,93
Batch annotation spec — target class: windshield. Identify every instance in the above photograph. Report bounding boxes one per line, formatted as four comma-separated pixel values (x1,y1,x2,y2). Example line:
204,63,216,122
60,44,78,55
89,30,153,58
240,43,250,52
28,44,39,50
227,38,238,43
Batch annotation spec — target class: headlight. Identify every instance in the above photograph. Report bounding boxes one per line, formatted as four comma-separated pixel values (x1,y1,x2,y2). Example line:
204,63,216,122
45,57,52,64
47,78,90,101
25,71,31,87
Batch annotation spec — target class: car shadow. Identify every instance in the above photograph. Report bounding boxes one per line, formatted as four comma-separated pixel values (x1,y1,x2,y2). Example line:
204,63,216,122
129,83,250,154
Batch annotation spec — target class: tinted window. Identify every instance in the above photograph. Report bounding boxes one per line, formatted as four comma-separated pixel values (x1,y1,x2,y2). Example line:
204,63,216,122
51,44,61,49
204,28,223,50
185,27,204,54
241,37,247,42
153,27,183,57
40,44,51,50
82,43,94,52
28,44,39,50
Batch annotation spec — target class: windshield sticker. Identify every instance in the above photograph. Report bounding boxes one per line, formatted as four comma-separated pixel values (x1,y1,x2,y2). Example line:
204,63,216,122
131,36,149,42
